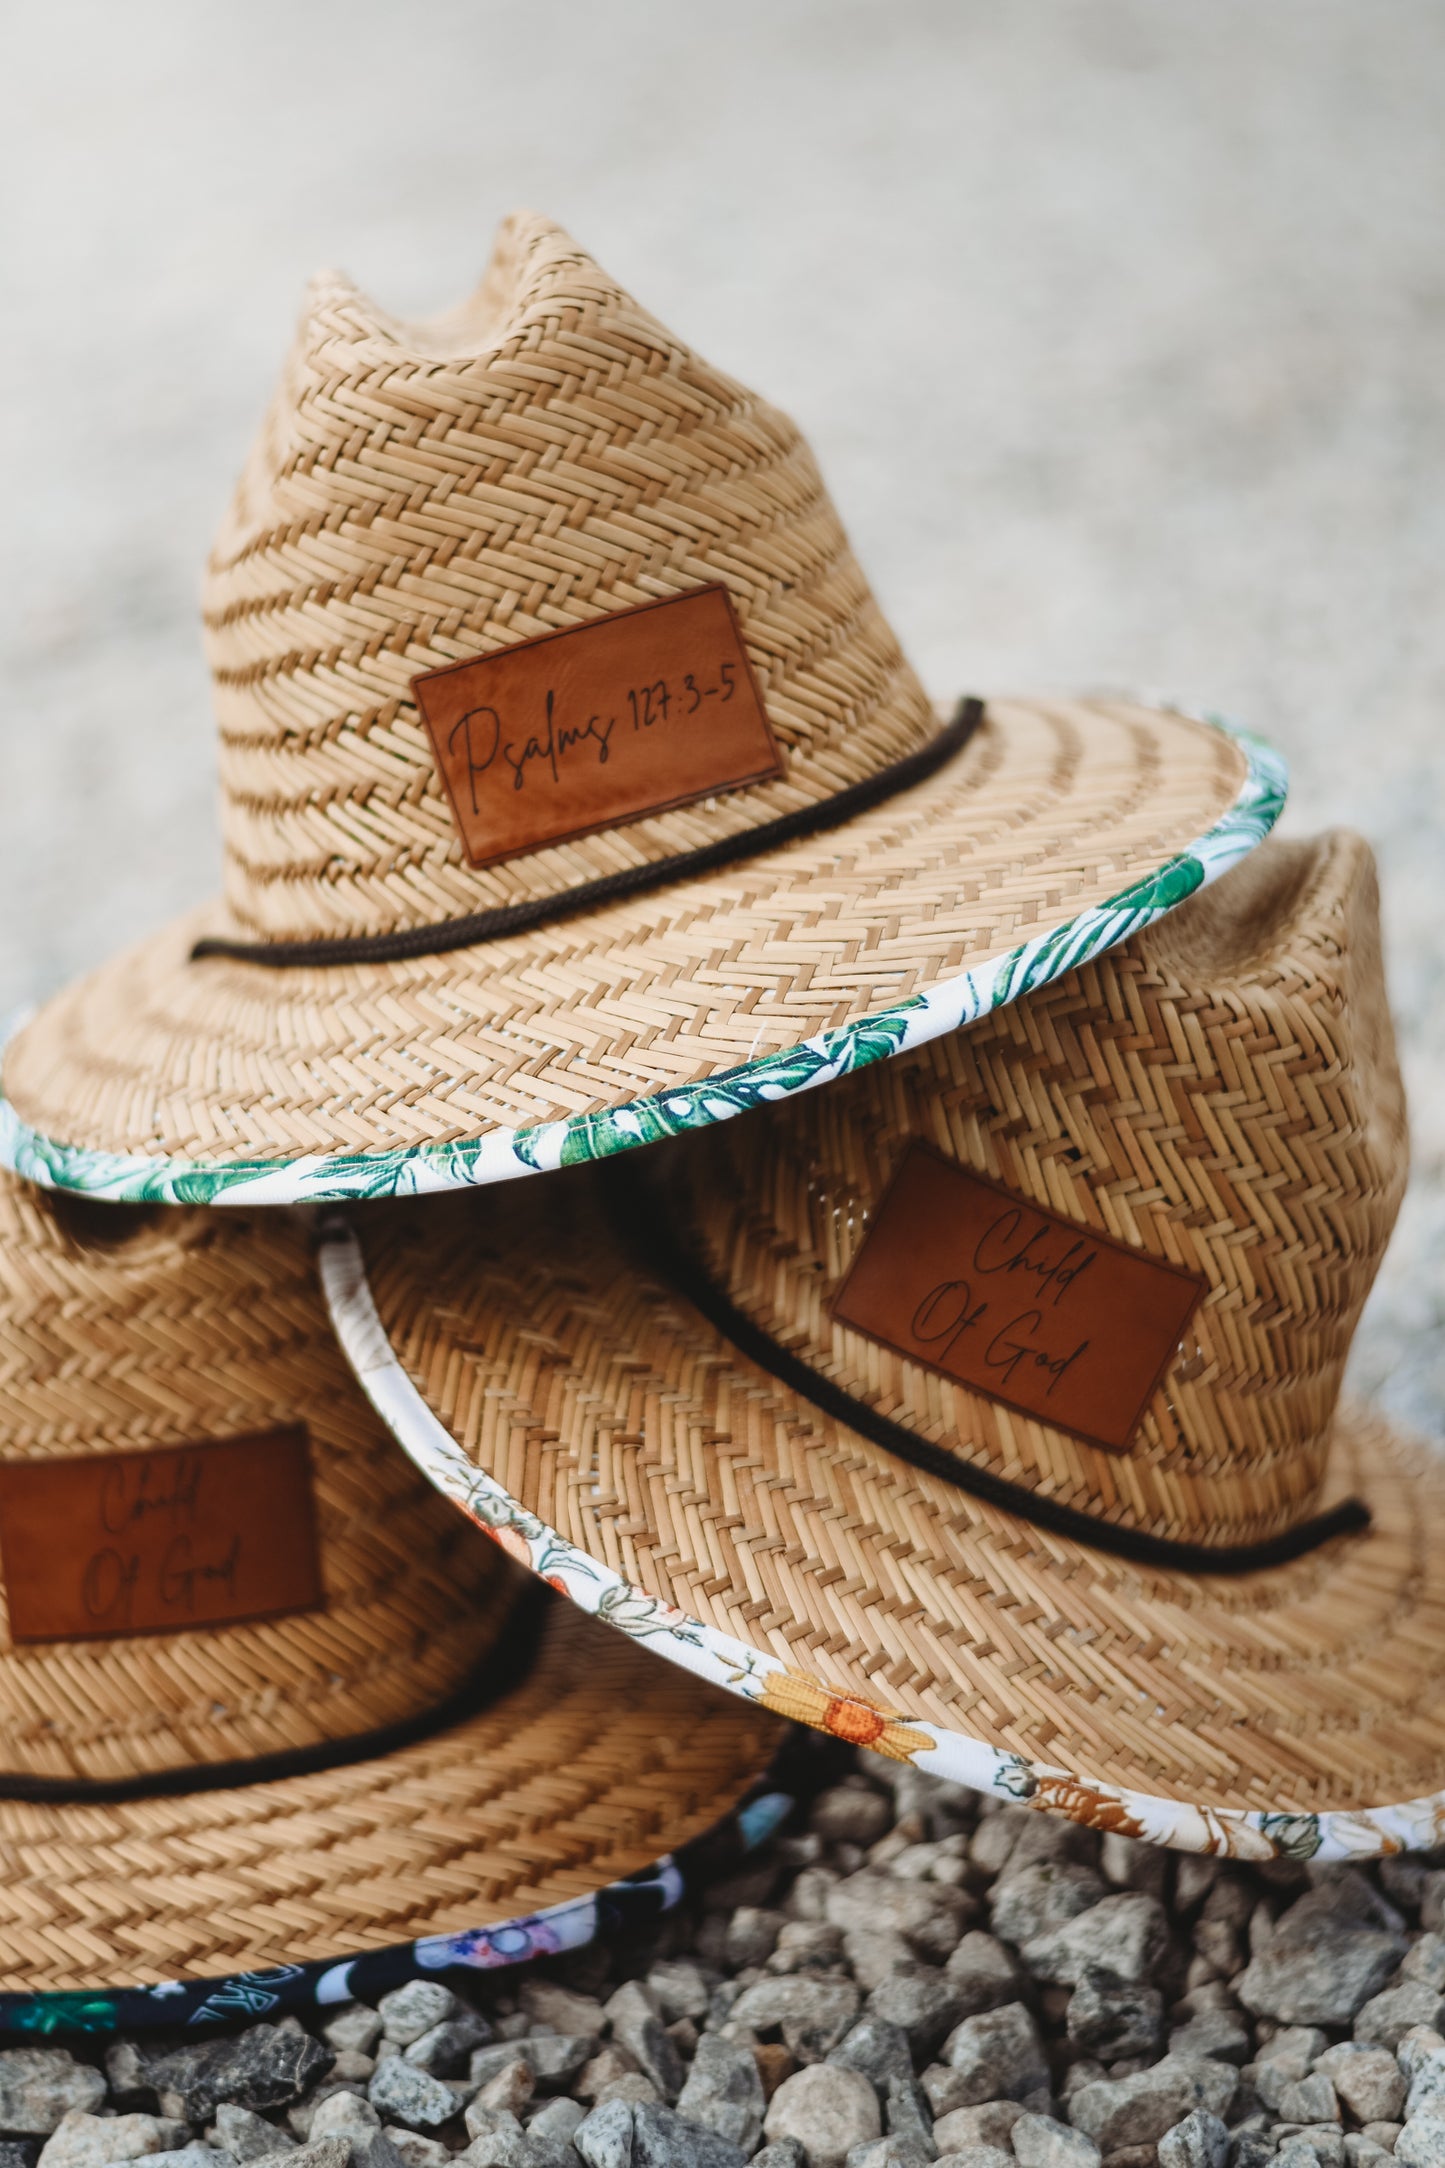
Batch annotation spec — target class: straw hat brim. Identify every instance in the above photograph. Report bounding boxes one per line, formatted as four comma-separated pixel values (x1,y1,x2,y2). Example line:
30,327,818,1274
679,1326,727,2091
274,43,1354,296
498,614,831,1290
0,701,1282,1205
324,1191,1445,1863
0,1589,786,1995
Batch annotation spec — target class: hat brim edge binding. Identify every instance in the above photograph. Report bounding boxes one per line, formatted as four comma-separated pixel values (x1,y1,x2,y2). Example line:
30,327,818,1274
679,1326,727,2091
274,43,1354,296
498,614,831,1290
0,711,1286,1207
0,1739,807,2034
317,1220,1445,1867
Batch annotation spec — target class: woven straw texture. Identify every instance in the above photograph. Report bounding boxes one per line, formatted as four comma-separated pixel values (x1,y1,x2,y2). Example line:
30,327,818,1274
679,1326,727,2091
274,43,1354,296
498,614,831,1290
207,209,936,940
682,827,1406,1547
4,697,1250,1167
0,1172,782,1988
0,1604,783,1991
0,211,1266,1183
353,833,1445,1820
0,1178,504,1781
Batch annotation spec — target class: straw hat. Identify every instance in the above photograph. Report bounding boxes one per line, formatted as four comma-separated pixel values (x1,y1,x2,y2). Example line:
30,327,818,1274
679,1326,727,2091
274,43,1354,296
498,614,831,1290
0,1170,789,2027
322,829,1445,1862
0,212,1283,1208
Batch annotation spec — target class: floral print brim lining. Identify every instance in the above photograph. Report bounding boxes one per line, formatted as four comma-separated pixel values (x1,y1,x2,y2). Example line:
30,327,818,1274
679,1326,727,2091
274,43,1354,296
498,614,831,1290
0,1742,830,2036
0,716,1287,1206
318,1228,1445,1867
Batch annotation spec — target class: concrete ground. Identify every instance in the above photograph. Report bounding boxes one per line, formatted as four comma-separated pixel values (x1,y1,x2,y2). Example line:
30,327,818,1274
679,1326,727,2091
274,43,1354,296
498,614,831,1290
1,0,1441,1431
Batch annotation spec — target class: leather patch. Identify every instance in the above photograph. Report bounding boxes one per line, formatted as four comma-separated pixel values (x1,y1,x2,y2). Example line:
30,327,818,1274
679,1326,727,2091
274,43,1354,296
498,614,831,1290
0,1428,324,1644
831,1145,1206,1453
413,584,783,868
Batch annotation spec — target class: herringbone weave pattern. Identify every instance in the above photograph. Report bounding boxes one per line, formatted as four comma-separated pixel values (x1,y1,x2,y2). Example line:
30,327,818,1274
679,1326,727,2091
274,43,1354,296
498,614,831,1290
205,209,935,939
0,1173,783,1988
687,828,1407,1545
2,213,1253,1172
365,833,1445,1815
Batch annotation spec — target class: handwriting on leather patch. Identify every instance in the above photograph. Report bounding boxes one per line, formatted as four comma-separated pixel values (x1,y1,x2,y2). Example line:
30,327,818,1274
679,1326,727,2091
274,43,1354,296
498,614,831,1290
412,585,782,869
0,1428,323,1643
831,1145,1205,1453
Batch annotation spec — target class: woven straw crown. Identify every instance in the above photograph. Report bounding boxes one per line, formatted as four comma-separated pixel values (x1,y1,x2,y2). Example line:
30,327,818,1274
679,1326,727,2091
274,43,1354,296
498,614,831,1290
675,827,1406,1547
206,209,935,942
0,1178,508,1784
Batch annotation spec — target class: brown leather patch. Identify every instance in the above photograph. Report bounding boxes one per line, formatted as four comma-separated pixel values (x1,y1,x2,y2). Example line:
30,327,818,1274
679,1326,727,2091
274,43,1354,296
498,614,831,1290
413,585,783,869
831,1145,1206,1453
0,1428,324,1644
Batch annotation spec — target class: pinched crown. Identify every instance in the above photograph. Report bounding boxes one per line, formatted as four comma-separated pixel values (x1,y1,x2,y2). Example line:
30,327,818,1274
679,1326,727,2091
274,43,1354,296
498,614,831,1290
204,211,935,942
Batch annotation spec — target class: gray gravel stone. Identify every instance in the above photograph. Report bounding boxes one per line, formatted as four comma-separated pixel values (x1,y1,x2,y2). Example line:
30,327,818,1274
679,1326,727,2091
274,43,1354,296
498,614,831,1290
1406,2056,1445,2124
1068,2059,1238,2151
673,2035,764,2154
629,2101,747,2168
470,2062,533,2121
931,2138,1015,2168
764,2065,882,2168
308,2097,380,2142
404,2020,491,2080
380,2136,448,2168
0,2057,107,2139
1239,1893,1406,2029
842,2141,931,2168
1276,2079,1340,2127
604,1984,686,2103
1397,2121,1445,2168
920,2099,1023,2147
321,2013,385,2062
866,1970,967,2060
827,1875,975,1966
454,2110,532,2168
518,1984,608,2039
366,2063,460,2135
941,2005,1049,2106
1167,2013,1253,2068
750,2146,807,2168
992,1867,1110,1951
1398,2032,1445,2085
724,1908,785,1971
0,2145,40,2168
205,2110,294,2164
812,1787,896,1849
124,2032,334,2126
141,2148,235,2168
944,1936,1028,2017
1404,1942,1445,1992
1258,2031,1329,2085
378,1991,463,2051
268,2145,350,2168
829,2020,915,2094
644,1965,713,2027
571,2101,634,2168
1025,1898,1172,1990
1315,2050,1406,2127
1013,2111,1103,2168
883,2075,932,2153
518,2042,593,2094
40,2121,191,2168
729,1978,863,2063
1157,2110,1230,2168
1355,1990,1445,2051
795,1930,879,1987
1068,1971,1167,2060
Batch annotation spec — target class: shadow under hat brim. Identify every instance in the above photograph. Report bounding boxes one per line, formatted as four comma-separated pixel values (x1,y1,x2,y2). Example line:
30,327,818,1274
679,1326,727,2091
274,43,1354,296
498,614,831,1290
0,1588,786,1999
0,700,1281,1205
323,1191,1445,1864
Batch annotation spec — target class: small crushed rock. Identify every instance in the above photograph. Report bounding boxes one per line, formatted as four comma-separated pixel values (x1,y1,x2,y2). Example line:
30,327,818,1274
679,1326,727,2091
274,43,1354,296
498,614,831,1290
10,1764,1445,2168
